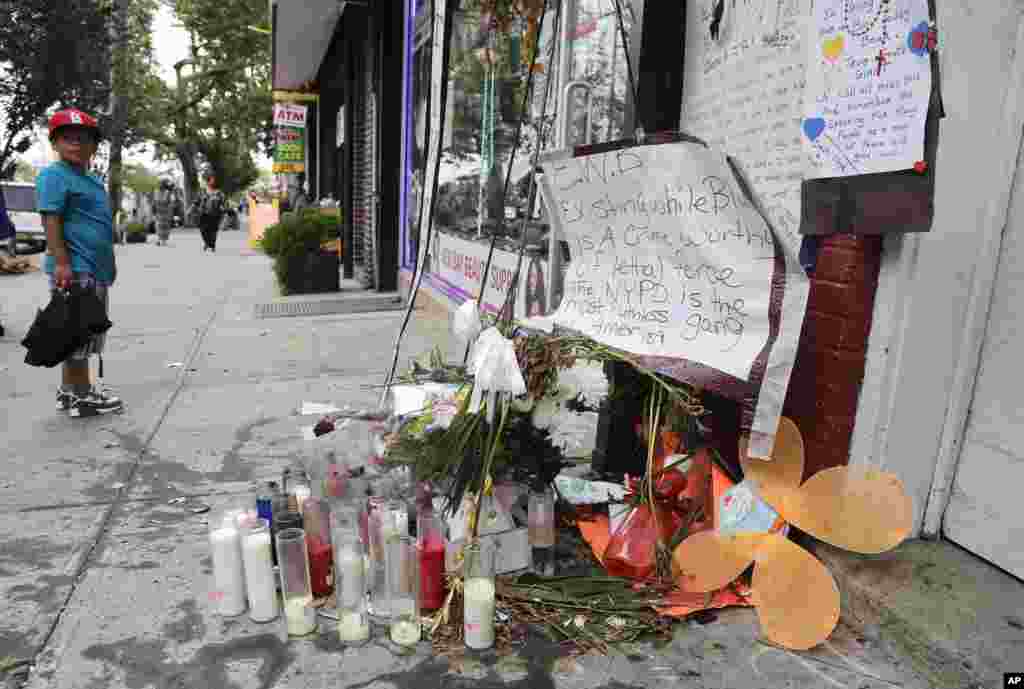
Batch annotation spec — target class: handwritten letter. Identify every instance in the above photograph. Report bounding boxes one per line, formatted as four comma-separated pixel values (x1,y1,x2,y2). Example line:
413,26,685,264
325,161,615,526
802,0,932,177
541,143,776,382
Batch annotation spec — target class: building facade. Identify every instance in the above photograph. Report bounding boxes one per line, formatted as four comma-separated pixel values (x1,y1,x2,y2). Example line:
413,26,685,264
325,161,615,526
273,0,1024,580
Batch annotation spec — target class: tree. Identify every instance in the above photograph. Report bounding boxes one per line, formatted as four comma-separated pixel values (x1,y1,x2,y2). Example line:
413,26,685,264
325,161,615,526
134,0,271,201
122,163,160,193
0,0,112,179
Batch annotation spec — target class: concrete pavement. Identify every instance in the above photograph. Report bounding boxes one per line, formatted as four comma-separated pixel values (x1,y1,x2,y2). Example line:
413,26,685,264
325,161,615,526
0,228,974,688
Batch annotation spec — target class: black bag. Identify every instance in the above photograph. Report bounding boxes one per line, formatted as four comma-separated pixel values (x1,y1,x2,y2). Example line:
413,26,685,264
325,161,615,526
21,287,112,368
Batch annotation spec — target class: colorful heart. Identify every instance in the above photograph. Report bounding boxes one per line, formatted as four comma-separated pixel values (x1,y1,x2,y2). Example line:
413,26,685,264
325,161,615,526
822,34,845,62
908,21,930,56
803,118,826,142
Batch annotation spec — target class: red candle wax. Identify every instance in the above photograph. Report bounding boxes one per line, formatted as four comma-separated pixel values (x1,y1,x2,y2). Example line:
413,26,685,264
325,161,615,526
419,536,447,611
307,537,334,598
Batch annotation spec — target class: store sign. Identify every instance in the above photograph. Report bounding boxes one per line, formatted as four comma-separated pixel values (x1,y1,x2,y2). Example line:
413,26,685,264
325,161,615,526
273,102,307,173
426,230,548,319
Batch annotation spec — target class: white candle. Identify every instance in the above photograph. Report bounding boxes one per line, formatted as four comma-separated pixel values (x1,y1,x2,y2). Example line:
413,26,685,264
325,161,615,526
463,577,496,650
243,530,280,622
209,526,247,616
284,595,317,636
336,545,365,608
337,611,370,643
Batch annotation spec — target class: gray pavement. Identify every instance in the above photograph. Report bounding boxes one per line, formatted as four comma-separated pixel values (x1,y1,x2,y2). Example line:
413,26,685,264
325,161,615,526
0,229,937,688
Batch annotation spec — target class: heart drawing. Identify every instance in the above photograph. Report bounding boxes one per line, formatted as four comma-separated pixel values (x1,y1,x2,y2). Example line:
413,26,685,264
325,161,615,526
822,34,845,62
803,118,827,142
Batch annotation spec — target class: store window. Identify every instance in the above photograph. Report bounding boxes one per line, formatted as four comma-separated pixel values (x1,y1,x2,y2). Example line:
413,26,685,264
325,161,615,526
411,0,645,241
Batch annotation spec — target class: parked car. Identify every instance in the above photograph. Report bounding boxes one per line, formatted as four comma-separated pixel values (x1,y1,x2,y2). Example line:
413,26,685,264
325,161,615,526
1,182,46,254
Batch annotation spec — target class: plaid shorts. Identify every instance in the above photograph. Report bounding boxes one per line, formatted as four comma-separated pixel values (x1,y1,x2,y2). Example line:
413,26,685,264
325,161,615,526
48,273,110,361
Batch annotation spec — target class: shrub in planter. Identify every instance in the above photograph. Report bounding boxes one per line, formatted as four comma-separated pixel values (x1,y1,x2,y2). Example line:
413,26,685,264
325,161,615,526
261,210,340,294
125,222,147,244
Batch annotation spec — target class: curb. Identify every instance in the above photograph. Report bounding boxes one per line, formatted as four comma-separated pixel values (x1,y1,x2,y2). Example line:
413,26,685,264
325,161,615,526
812,539,994,689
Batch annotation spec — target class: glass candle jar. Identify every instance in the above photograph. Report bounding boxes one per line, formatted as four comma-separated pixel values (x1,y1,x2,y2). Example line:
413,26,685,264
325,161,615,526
386,536,420,646
417,512,447,611
366,496,389,618
208,509,247,616
302,497,334,598
463,541,497,650
242,518,280,623
289,470,312,515
528,486,556,576
276,527,317,636
334,530,370,645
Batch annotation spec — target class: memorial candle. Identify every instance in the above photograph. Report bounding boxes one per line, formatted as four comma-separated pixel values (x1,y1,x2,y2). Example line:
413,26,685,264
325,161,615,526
463,542,496,650
276,527,317,636
417,513,446,611
208,511,247,616
242,518,279,623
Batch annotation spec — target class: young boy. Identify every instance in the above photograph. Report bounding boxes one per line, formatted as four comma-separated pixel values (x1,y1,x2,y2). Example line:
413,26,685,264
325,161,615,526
37,108,122,417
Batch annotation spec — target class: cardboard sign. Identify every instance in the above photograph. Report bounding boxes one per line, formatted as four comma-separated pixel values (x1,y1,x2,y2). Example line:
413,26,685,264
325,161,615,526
540,140,777,382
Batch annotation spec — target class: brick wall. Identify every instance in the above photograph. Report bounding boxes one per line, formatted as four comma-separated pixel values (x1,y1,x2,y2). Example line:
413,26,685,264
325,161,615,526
782,235,883,478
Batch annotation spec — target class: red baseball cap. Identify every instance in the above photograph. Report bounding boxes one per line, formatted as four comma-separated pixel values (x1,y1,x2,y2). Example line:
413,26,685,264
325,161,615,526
48,108,101,141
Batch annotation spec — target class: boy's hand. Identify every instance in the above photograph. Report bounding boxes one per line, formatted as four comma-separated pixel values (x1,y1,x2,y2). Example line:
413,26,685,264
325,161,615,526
54,259,72,290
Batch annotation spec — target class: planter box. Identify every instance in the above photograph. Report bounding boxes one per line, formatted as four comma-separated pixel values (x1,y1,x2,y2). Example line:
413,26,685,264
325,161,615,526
282,250,340,294
125,233,147,244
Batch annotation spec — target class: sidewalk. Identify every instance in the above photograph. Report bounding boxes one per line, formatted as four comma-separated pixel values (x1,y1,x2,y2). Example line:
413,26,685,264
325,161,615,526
0,229,1014,688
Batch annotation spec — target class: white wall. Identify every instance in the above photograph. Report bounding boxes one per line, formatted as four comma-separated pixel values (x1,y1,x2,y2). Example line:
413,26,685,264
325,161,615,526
847,2,1024,534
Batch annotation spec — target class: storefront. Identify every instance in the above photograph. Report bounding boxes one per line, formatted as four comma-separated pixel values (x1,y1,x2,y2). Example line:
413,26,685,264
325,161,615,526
400,0,662,319
272,0,405,292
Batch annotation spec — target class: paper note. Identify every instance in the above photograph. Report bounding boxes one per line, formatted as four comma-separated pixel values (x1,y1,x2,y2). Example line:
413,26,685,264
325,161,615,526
683,0,809,255
541,142,778,382
802,0,932,177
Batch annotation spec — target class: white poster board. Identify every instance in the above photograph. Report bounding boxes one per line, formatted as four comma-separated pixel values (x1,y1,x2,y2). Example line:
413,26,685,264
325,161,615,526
681,1,813,458
801,0,933,177
540,142,776,381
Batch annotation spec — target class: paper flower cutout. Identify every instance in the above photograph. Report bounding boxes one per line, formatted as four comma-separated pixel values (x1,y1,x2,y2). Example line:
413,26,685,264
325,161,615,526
453,299,483,344
672,417,912,650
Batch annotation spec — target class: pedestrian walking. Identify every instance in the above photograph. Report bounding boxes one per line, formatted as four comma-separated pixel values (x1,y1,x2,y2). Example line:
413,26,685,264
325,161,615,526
37,108,122,418
198,174,225,252
0,185,14,338
153,179,176,246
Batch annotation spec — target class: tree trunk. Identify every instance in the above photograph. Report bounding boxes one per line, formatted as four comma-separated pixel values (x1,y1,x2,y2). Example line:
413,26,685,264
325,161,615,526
177,144,199,212
106,0,128,232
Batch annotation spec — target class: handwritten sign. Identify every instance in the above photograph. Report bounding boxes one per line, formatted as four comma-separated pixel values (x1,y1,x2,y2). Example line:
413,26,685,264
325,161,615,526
802,0,932,177
541,142,777,382
683,0,809,255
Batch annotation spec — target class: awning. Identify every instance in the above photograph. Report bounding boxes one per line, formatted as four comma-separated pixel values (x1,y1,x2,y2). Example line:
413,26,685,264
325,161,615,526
272,0,342,91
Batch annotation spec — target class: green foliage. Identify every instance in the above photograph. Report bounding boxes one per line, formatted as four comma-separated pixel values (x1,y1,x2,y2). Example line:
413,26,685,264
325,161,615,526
260,210,338,292
0,0,112,177
125,222,147,235
122,163,160,193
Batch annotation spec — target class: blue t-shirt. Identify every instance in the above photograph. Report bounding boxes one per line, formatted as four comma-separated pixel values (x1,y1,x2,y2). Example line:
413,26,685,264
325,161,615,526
36,161,116,284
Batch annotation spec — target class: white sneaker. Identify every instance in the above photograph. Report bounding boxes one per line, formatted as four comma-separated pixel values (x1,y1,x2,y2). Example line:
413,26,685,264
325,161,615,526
69,391,123,418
